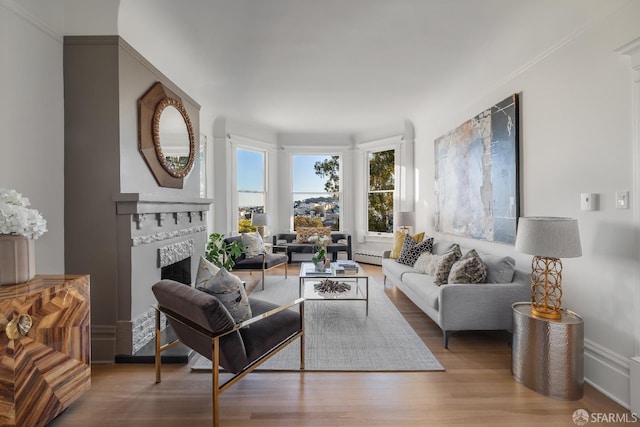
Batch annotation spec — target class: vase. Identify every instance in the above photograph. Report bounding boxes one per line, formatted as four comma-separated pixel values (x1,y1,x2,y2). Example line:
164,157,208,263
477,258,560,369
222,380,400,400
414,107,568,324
0,235,36,285
314,261,325,272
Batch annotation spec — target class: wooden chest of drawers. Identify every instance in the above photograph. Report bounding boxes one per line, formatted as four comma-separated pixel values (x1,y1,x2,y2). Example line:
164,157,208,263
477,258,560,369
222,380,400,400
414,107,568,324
0,275,91,427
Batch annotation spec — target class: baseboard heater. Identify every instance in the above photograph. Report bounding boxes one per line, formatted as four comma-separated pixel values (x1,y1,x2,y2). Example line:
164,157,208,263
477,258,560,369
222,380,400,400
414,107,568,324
354,250,383,266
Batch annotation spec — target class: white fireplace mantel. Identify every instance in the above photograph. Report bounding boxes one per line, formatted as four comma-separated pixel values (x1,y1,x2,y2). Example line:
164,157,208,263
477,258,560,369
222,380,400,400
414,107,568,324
114,192,213,215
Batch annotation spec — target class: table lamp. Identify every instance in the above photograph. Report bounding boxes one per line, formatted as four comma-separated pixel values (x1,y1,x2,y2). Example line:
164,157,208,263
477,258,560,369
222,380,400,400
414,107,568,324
515,217,582,319
396,211,415,234
251,213,269,239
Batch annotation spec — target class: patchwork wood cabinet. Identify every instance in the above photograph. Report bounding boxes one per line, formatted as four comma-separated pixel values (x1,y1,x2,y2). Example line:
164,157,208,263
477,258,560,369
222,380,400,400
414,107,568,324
0,275,91,427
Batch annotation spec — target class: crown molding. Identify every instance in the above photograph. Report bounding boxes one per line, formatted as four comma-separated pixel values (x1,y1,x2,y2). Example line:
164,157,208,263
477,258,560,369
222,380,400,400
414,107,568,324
1,0,62,42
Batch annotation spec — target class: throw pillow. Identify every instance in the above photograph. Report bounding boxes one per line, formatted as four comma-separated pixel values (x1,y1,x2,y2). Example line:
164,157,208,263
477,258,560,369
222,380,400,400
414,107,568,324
482,254,516,283
397,235,434,266
448,249,488,284
390,231,426,259
434,244,462,285
414,252,439,275
194,256,220,289
241,231,266,257
296,226,332,243
197,267,252,324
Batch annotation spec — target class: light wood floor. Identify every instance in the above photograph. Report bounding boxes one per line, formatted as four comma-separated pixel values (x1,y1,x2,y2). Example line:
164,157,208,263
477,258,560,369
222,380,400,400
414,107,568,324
50,264,631,427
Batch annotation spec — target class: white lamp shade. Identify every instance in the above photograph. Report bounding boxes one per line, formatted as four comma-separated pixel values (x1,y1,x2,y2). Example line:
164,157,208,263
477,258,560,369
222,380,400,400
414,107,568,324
396,211,415,227
515,217,582,258
251,213,269,227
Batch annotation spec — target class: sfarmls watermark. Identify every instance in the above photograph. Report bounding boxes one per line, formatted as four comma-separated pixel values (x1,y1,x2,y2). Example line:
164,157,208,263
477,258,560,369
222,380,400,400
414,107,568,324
573,409,639,425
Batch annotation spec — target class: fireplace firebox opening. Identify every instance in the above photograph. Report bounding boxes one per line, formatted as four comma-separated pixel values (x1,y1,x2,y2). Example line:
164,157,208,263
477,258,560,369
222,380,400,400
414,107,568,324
161,257,191,285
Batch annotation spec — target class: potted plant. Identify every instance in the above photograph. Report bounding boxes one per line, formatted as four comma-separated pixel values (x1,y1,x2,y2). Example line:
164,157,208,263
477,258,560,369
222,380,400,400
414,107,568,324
205,233,244,270
310,234,331,271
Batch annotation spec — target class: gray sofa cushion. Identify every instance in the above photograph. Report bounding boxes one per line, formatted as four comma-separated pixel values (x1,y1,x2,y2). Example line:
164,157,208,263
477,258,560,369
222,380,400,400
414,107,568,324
402,272,440,310
382,257,418,281
481,254,516,283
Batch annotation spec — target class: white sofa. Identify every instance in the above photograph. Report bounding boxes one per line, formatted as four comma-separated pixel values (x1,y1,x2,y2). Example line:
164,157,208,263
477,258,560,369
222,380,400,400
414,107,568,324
382,239,530,348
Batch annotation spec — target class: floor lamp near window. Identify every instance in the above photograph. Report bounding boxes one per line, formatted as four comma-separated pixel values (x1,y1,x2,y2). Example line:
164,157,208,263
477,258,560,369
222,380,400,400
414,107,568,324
515,217,582,319
251,213,269,240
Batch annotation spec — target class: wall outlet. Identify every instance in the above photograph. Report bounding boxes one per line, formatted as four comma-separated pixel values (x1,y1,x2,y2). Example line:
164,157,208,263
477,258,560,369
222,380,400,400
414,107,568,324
616,190,629,209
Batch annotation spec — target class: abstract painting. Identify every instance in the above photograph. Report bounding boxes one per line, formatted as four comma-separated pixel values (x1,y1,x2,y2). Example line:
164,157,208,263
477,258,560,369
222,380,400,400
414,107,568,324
434,94,519,244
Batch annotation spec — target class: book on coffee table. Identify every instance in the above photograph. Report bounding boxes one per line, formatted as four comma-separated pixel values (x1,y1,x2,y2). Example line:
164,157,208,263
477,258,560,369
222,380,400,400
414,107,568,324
337,260,359,272
302,264,332,275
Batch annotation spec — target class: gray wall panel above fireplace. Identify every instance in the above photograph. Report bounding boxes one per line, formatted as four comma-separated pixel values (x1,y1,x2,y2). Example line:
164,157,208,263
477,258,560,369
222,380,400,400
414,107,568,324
64,36,211,361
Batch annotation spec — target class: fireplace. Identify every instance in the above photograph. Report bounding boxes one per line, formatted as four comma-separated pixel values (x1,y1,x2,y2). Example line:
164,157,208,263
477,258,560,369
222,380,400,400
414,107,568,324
113,194,211,363
162,257,191,284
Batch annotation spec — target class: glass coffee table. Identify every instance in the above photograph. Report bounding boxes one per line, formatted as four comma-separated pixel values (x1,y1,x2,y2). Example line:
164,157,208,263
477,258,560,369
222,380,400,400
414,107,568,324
298,262,369,315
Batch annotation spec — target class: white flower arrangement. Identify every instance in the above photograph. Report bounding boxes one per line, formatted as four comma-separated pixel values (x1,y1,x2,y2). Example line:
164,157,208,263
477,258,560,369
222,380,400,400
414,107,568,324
318,235,331,246
308,234,331,246
0,188,47,239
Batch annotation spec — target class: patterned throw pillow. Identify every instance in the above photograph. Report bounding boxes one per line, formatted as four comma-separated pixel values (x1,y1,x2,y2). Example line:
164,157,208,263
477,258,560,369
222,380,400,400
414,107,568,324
296,227,332,243
241,231,266,257
197,267,252,324
390,231,425,259
434,244,462,285
397,235,434,266
413,252,439,275
448,249,488,284
195,256,220,289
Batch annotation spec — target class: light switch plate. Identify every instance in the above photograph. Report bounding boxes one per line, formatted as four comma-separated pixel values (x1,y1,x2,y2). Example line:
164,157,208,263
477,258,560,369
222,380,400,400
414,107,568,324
616,191,629,209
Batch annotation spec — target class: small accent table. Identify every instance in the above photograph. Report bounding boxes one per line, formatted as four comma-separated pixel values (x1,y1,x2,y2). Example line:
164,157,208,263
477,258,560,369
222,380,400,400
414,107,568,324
511,302,584,400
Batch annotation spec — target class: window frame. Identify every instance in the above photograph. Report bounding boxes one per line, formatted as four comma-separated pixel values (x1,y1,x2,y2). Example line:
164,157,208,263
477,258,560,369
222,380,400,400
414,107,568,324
290,152,343,232
357,134,407,239
232,141,270,234
366,147,396,235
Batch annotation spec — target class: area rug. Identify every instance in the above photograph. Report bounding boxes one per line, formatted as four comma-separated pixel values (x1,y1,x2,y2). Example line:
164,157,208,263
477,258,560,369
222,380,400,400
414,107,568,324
191,274,444,372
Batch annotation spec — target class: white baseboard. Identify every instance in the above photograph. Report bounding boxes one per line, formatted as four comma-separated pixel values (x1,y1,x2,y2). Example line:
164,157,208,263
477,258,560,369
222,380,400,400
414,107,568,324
584,338,631,409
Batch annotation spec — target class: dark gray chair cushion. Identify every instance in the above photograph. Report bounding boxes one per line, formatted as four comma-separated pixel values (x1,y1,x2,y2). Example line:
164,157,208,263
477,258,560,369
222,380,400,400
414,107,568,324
152,280,248,372
241,298,301,363
233,253,288,270
152,280,301,374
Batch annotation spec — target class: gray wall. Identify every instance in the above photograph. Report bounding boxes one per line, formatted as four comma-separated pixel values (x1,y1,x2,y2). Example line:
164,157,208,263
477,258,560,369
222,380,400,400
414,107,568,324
64,36,203,362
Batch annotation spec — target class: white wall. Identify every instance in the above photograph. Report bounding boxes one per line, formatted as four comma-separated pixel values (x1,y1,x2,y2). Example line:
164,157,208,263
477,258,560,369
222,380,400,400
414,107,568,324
411,1,640,407
0,1,65,275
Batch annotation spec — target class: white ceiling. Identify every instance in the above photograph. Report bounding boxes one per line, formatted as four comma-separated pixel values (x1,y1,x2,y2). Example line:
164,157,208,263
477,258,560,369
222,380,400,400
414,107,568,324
117,0,624,134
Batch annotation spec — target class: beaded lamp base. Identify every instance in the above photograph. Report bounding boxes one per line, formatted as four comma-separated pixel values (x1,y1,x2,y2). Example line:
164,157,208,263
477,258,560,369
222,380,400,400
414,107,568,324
530,255,563,320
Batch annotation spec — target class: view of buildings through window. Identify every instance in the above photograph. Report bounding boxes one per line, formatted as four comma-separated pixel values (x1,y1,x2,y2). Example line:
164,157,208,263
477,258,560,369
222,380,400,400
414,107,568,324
237,148,265,232
368,149,395,233
292,155,340,231
236,149,394,233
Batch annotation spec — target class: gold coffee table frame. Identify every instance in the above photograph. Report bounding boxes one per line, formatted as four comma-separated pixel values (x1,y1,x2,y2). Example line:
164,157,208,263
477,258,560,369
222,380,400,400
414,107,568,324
298,262,369,315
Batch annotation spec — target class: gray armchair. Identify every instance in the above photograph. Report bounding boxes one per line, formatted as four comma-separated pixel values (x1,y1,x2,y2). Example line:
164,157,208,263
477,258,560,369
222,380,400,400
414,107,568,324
223,235,288,290
152,280,304,427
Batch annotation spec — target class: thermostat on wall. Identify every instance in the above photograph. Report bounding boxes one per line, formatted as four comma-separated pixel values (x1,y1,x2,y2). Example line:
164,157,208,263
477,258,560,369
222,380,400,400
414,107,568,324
580,193,598,211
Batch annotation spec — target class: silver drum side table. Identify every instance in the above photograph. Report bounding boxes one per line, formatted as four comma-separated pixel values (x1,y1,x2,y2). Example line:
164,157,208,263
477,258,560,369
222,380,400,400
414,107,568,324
511,302,584,400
